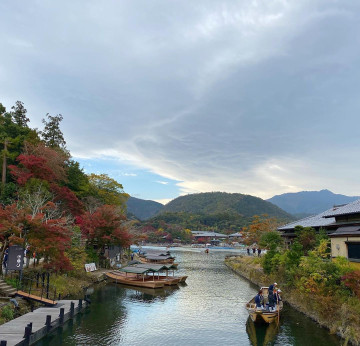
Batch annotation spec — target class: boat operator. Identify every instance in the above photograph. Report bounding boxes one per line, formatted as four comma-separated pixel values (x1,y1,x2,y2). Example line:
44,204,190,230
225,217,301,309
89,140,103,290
254,290,264,310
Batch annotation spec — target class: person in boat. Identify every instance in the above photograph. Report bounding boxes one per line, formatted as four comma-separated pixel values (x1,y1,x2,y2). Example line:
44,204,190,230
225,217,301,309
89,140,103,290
268,283,277,311
268,282,277,294
252,247,256,256
247,247,250,256
257,248,261,257
274,289,282,305
254,290,264,310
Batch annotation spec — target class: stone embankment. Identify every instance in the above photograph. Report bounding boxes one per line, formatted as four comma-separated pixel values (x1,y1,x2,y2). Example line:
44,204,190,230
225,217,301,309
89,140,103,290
225,255,360,346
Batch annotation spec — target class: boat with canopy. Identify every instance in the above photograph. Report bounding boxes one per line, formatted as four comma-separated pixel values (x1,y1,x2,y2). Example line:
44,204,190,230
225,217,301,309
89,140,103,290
133,263,187,284
106,267,166,289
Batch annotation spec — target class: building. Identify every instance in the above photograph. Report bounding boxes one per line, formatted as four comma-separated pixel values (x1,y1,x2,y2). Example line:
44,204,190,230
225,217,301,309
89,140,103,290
321,200,360,268
278,208,336,246
278,199,360,267
191,231,228,243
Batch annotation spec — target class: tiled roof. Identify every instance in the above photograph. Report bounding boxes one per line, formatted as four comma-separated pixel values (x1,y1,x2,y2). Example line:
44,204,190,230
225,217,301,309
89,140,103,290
278,208,335,231
191,231,228,237
322,199,360,218
329,226,360,237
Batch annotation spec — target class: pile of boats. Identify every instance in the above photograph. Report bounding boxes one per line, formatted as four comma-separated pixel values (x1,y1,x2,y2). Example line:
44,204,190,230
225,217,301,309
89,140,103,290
106,249,187,289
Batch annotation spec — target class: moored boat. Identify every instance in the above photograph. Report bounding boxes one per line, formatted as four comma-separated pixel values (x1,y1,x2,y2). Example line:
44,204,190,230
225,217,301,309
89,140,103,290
106,267,166,289
133,263,186,285
138,254,179,268
245,287,283,323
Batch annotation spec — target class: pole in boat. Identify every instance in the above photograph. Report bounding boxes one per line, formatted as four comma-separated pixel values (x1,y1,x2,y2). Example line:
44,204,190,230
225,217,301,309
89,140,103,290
277,294,280,325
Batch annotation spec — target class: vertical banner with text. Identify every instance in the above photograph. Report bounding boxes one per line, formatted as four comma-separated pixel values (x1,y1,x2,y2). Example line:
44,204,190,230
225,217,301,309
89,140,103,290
7,245,24,271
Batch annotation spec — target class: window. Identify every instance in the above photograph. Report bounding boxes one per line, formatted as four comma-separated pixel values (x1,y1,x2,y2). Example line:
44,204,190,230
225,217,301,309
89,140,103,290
347,242,360,262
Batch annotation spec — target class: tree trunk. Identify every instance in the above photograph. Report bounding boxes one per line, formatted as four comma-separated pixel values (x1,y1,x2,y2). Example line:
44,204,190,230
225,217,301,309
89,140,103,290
2,139,7,186
0,240,8,275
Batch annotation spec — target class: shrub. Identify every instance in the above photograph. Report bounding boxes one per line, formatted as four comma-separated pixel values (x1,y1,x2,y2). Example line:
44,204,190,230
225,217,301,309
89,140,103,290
341,271,360,298
1,305,14,321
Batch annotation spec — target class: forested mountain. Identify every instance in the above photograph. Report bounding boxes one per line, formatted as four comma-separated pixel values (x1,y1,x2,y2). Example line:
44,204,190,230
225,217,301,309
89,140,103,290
132,192,293,242
161,192,292,219
267,189,360,215
126,196,163,220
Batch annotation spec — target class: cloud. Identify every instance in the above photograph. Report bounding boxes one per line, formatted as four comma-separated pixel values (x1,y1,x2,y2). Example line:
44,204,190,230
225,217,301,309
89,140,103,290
1,1,360,199
156,181,169,185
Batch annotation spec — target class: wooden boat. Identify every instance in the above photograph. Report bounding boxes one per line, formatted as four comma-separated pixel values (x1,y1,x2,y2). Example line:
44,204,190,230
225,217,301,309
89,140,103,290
106,268,165,289
132,264,184,285
138,254,179,268
246,287,283,323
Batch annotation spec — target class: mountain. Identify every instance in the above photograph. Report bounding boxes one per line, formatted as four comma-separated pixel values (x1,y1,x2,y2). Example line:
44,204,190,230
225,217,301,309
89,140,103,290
267,189,360,216
126,197,164,220
160,192,293,220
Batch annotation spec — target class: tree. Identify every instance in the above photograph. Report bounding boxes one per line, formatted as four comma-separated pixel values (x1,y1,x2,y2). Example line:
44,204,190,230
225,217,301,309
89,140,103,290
11,101,29,127
0,204,25,274
77,205,131,255
259,231,283,250
242,215,279,245
87,174,129,209
41,113,66,149
294,226,317,255
65,160,89,197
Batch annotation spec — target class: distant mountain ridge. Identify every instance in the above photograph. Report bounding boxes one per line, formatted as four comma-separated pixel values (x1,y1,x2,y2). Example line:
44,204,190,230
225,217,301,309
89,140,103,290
160,192,293,220
267,189,360,216
126,197,163,220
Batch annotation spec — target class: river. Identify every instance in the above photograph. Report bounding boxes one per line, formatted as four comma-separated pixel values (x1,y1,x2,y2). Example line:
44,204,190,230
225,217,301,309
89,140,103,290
36,247,341,345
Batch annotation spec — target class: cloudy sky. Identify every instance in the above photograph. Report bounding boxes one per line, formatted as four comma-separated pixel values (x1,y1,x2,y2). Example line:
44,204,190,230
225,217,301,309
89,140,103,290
1,1,360,204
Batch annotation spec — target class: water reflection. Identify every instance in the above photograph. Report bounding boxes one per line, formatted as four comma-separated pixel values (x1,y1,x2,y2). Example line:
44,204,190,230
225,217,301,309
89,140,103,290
246,317,278,346
118,283,180,303
37,248,341,346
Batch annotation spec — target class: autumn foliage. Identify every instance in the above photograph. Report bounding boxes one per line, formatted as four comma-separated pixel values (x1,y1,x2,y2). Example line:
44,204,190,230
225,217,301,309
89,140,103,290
77,205,131,252
0,101,131,273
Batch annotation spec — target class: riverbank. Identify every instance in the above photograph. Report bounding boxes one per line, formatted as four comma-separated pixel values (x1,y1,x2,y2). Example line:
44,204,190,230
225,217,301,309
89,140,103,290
0,269,110,327
225,255,360,346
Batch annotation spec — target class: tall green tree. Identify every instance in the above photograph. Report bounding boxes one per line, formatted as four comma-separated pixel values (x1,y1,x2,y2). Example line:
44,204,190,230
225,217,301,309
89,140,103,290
41,113,66,149
11,101,30,127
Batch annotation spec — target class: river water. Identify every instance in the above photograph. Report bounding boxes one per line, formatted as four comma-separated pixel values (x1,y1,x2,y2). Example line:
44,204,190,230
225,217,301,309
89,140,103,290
37,247,340,345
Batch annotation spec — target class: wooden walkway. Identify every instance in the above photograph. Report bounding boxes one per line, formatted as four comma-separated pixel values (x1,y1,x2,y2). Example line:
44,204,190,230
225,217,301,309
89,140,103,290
0,299,87,345
15,291,56,306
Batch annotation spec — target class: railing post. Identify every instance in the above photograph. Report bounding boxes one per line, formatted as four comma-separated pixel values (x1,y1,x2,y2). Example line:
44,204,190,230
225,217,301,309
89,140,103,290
0,340,7,346
45,315,51,331
59,308,64,324
23,324,32,345
46,272,50,299
78,299,82,310
70,302,74,317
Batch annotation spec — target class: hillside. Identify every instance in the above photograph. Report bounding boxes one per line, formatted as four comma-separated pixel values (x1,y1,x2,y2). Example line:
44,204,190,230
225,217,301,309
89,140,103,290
267,189,360,215
160,192,293,220
126,196,163,220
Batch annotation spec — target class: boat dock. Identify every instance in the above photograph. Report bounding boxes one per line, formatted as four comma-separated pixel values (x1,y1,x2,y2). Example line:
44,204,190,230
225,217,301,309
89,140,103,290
0,299,88,345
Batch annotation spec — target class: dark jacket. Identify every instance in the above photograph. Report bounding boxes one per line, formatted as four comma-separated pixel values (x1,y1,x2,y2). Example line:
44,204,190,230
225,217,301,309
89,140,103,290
254,294,262,307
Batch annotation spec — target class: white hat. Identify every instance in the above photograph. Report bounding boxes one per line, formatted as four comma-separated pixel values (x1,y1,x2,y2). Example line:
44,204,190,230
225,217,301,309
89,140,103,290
277,289,281,293
274,282,277,285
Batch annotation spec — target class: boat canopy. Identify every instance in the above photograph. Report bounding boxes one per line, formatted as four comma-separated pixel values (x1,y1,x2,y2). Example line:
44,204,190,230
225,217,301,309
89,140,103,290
134,264,175,272
118,266,154,274
145,255,174,260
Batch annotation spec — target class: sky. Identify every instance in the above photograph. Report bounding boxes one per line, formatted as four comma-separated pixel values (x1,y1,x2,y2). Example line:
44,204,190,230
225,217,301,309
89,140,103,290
1,1,360,204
